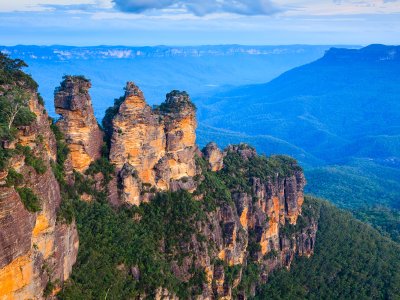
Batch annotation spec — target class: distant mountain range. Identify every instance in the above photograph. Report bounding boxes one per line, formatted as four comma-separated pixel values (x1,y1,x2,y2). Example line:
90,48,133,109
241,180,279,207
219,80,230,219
1,45,349,60
197,44,400,166
1,45,349,117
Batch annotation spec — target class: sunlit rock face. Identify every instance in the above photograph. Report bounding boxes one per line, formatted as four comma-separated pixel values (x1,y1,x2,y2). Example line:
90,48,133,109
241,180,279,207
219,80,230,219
203,142,224,172
0,91,78,299
54,76,104,173
109,83,198,205
165,145,316,300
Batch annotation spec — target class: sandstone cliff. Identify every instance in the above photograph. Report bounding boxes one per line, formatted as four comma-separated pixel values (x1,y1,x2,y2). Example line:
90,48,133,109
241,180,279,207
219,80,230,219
1,64,318,299
0,85,78,299
54,76,103,173
108,83,197,205
164,144,317,299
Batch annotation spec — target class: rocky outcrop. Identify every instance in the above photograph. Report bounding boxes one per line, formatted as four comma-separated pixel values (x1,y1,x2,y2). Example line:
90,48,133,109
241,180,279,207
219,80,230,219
0,89,78,299
163,146,317,299
203,142,224,171
108,83,198,205
55,76,103,173
1,69,318,299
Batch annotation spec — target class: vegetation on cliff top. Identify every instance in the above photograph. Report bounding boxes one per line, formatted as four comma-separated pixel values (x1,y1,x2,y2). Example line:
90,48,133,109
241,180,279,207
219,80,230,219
0,54,37,145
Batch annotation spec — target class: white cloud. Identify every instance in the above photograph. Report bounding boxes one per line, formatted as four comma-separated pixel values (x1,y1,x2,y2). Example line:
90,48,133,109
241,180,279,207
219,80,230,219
0,0,112,12
282,0,400,16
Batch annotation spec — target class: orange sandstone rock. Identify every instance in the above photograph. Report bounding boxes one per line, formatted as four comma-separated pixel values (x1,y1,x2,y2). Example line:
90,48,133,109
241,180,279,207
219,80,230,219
54,76,104,172
109,83,198,205
0,91,78,299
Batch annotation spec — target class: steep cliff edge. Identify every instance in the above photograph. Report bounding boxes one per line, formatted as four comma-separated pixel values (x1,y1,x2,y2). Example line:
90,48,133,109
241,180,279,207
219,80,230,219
0,55,78,299
54,76,103,173
1,62,317,299
58,140,318,299
107,83,197,205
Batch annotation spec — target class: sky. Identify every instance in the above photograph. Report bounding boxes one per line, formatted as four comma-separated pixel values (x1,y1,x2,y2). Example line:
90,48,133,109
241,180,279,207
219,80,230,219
0,0,399,45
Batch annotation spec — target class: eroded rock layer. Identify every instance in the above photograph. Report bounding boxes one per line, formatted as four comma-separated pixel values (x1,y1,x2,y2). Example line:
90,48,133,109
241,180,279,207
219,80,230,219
151,145,317,299
54,76,103,173
109,83,198,205
0,89,78,299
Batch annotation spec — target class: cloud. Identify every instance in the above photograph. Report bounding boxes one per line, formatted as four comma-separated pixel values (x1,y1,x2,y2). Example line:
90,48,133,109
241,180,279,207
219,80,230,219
112,0,281,16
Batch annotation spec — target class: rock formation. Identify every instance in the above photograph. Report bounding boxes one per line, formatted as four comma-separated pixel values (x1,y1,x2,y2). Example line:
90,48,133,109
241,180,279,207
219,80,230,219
203,142,224,171
0,68,318,299
0,88,78,299
166,145,316,299
54,76,103,173
108,83,198,205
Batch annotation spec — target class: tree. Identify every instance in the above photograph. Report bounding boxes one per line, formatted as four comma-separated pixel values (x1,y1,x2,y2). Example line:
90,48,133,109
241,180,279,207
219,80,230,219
3,87,30,129
0,87,35,141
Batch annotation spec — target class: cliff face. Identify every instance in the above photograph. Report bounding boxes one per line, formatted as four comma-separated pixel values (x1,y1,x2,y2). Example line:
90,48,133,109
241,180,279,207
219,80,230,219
169,145,317,299
54,76,103,173
0,89,78,299
109,83,197,205
1,65,318,299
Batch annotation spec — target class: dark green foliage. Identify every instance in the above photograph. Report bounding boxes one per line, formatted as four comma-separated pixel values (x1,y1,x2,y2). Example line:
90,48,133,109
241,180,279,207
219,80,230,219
0,148,12,170
224,264,242,285
354,206,400,243
16,144,47,174
218,149,301,194
43,281,56,297
85,157,115,185
255,197,400,300
63,75,90,83
58,191,207,299
305,159,400,210
37,93,45,106
50,119,76,224
102,96,124,145
0,88,36,141
155,90,197,113
16,187,41,212
0,58,37,147
0,53,37,90
194,156,233,211
237,262,260,296
5,168,24,187
305,158,400,242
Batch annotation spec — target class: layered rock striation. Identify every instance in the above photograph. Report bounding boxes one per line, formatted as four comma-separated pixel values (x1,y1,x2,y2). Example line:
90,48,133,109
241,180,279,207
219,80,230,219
108,83,198,205
168,144,317,299
0,87,78,299
54,76,103,173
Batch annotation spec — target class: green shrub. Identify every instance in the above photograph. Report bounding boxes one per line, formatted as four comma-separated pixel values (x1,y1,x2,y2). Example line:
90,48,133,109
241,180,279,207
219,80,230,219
57,194,75,224
6,168,23,187
85,157,115,184
37,93,45,106
16,144,47,174
0,147,12,170
16,187,41,212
